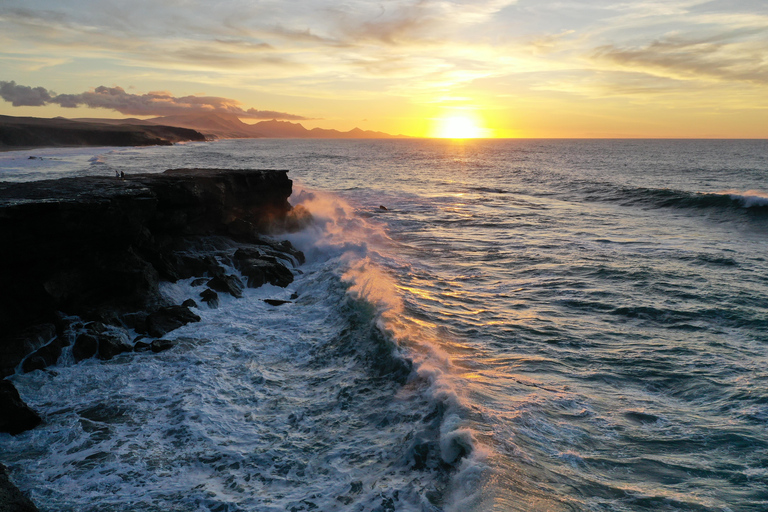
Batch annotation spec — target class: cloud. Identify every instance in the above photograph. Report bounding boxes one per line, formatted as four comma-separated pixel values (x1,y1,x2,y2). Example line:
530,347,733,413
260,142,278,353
0,81,309,120
0,80,52,106
593,33,768,85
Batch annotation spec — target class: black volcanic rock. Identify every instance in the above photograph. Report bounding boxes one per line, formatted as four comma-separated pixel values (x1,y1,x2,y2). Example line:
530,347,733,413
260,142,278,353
263,299,292,306
0,169,292,340
233,248,294,288
0,464,39,512
73,333,99,362
199,288,219,308
21,337,66,373
206,275,244,298
0,380,41,435
0,325,56,378
0,168,298,379
97,332,133,360
146,305,201,338
150,339,176,353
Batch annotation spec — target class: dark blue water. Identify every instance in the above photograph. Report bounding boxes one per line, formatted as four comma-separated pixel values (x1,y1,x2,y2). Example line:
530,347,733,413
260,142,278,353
2,139,767,511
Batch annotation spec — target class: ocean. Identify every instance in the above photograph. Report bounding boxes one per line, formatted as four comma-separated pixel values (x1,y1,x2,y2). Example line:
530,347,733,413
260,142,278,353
1,138,767,511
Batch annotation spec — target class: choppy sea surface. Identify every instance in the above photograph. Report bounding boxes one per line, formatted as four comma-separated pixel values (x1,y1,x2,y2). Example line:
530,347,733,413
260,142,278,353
2,138,768,511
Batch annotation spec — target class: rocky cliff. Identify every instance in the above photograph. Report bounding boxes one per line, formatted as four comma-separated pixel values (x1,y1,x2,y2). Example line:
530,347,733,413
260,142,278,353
0,168,310,507
0,115,206,149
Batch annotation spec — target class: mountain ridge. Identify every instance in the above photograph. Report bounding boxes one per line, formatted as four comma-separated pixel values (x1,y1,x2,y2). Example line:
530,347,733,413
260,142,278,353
73,112,406,140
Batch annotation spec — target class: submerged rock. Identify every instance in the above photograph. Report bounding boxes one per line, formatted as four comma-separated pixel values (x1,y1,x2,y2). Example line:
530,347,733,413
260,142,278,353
0,380,41,435
133,340,152,353
200,288,219,309
264,299,292,306
150,339,176,353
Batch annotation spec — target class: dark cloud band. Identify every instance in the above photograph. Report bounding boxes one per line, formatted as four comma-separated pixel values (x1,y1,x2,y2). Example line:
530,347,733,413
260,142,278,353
0,81,309,120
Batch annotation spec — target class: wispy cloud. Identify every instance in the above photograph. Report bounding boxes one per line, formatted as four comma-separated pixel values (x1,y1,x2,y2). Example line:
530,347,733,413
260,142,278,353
593,28,768,85
0,81,310,119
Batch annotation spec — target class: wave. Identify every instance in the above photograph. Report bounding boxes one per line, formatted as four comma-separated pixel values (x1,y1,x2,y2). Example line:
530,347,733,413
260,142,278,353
286,184,488,510
584,185,768,215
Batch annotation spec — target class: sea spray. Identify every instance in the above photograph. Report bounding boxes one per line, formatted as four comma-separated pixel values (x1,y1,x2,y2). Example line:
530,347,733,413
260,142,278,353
287,184,489,510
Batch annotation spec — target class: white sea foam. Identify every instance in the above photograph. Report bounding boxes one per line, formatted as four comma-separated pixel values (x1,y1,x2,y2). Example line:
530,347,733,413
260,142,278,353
715,188,768,207
287,183,489,511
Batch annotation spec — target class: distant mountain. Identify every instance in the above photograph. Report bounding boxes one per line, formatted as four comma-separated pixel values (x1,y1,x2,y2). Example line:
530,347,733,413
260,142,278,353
72,113,405,139
247,119,401,139
147,113,255,139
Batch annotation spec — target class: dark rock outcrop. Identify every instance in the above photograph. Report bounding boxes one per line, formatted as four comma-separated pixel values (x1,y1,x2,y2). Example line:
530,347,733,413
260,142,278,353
206,275,244,298
21,337,67,373
0,168,293,351
150,339,176,353
0,380,41,435
200,289,219,308
72,334,99,362
146,305,201,338
233,248,294,288
264,299,292,306
0,168,305,511
0,325,56,378
0,464,38,512
97,332,133,360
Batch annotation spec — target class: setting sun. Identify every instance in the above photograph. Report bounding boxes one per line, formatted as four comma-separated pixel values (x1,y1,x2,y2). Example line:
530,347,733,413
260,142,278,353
434,115,486,139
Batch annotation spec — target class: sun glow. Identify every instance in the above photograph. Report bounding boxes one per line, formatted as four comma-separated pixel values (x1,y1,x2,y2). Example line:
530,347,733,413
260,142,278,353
433,114,488,138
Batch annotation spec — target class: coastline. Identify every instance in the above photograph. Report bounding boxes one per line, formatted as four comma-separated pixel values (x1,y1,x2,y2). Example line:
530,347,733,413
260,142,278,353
0,115,207,151
0,169,308,509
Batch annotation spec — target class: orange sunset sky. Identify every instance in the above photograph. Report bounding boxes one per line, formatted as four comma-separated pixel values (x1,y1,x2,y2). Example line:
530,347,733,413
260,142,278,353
1,0,767,138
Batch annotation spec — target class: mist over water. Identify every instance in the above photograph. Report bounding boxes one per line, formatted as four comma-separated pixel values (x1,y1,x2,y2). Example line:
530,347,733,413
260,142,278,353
2,138,768,511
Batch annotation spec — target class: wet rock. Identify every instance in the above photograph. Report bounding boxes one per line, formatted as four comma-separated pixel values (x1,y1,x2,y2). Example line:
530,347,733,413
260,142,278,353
0,380,41,435
0,324,57,378
191,277,208,286
72,333,99,362
97,332,133,360
200,288,219,309
233,249,293,288
120,311,148,333
0,464,39,512
175,254,225,280
146,305,201,338
264,299,292,306
133,340,152,352
249,238,306,265
206,275,244,298
21,337,66,373
181,299,197,309
150,339,176,353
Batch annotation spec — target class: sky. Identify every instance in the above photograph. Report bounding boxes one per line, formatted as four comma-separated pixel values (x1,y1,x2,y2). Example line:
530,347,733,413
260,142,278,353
1,0,767,138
